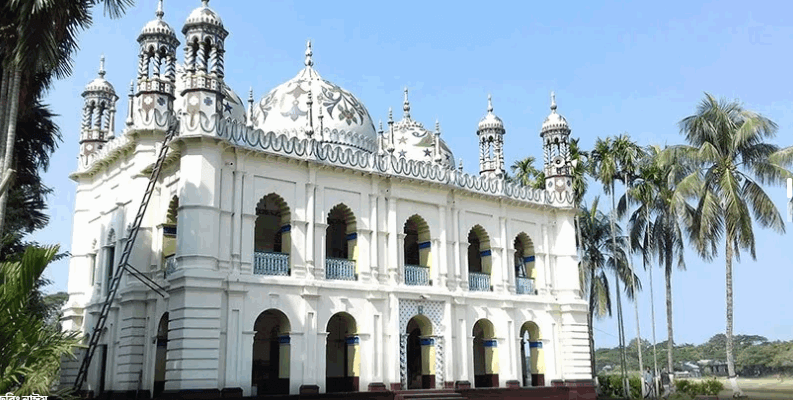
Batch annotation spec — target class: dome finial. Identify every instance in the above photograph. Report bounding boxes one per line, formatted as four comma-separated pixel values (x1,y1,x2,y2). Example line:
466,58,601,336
98,54,106,78
305,40,314,67
550,91,557,112
156,0,164,19
202,0,209,7
435,119,440,135
487,94,493,113
403,87,411,119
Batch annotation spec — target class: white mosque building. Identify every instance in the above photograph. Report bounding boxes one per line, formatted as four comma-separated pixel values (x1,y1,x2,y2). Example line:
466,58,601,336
60,1,591,398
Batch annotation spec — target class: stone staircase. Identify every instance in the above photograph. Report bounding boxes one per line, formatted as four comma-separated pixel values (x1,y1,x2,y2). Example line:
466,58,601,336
394,389,467,400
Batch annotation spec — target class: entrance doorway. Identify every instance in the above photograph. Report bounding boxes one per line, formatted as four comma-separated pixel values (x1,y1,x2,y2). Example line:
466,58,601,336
405,315,434,389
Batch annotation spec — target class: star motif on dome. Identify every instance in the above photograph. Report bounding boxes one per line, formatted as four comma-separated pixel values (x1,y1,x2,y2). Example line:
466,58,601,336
398,150,407,158
445,154,451,161
423,149,432,157
398,136,407,144
223,101,232,114
203,97,213,106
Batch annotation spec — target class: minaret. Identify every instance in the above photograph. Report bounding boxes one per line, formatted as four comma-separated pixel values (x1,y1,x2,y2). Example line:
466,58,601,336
477,95,506,178
79,55,119,167
540,92,573,197
134,0,180,130
181,0,229,133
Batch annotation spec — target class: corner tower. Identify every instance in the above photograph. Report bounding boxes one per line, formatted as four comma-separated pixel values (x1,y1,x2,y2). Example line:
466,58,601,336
477,95,505,179
540,92,573,198
134,0,180,129
79,55,118,167
181,0,229,133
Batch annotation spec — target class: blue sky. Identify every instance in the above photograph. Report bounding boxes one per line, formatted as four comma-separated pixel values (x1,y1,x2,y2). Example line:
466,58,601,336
30,0,792,349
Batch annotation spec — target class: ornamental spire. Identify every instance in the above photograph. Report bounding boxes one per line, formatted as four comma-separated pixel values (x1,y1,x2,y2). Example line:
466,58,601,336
550,91,557,112
98,54,106,78
156,0,164,19
202,0,209,6
403,87,411,119
305,40,314,67
487,94,493,113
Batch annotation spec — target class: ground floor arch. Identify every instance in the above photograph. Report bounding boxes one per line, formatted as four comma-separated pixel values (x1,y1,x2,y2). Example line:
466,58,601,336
153,313,168,397
405,315,436,389
520,321,545,386
252,309,291,395
473,318,498,388
326,312,360,392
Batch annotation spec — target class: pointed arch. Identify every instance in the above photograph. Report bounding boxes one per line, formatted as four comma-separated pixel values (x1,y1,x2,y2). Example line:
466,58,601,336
519,321,545,386
153,313,169,397
472,319,498,388
326,204,357,280
467,225,492,291
514,232,537,295
404,214,432,286
253,193,291,276
326,312,360,392
252,309,291,395
406,315,436,389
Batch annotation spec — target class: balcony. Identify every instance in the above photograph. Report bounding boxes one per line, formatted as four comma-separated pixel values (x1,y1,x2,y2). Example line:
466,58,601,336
516,276,535,295
469,272,491,292
253,251,290,276
164,255,177,279
326,257,357,281
404,265,430,286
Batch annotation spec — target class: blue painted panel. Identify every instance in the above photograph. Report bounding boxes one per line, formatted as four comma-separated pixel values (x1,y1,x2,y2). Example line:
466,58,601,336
278,335,291,344
345,336,360,345
346,232,358,241
483,339,498,348
420,338,435,346
279,224,291,233
418,241,432,249
529,341,543,348
480,249,492,257
524,255,535,262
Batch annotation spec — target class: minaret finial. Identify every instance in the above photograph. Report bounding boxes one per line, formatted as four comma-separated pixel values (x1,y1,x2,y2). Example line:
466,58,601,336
378,120,384,133
435,119,440,134
202,0,209,7
550,91,557,112
305,40,314,67
98,54,106,78
156,0,164,19
403,87,411,119
487,94,493,113
248,87,254,101
388,107,394,124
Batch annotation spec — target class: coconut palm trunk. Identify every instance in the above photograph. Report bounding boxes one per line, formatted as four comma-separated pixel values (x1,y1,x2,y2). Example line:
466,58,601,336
609,184,629,397
725,238,738,393
624,172,644,383
0,67,22,234
665,253,674,384
648,254,660,398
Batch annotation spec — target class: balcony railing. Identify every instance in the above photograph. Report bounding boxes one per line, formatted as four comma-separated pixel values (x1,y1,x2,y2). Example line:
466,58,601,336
253,251,290,276
326,258,357,281
164,255,177,279
404,265,430,286
516,276,535,294
469,272,491,292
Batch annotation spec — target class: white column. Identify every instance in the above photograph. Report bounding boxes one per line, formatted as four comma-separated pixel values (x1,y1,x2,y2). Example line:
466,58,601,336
305,183,316,278
241,330,255,396
453,208,462,290
377,195,388,283
438,205,448,289
230,170,244,271
397,233,406,284
369,193,379,282
289,332,305,394
317,332,329,392
499,216,509,292
387,197,398,285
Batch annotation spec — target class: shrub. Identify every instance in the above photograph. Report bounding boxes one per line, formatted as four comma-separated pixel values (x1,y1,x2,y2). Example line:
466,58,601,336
673,378,724,397
597,374,643,398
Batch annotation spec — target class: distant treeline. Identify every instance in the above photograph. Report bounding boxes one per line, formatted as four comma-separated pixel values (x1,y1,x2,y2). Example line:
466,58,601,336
596,334,793,376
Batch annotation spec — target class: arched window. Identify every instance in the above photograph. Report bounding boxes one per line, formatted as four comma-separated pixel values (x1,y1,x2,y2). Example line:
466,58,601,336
325,204,357,281
467,225,491,291
253,194,291,276
153,313,169,396
514,233,536,295
163,196,178,278
104,229,117,292
403,215,431,286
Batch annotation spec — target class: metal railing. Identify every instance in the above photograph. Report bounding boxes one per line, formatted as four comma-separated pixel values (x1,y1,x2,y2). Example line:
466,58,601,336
404,264,430,286
469,272,491,291
326,257,357,281
164,255,177,279
516,276,535,294
253,251,290,276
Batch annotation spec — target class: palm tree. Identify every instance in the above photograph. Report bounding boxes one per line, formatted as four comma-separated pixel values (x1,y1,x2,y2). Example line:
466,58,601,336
591,134,645,397
0,245,82,395
0,0,133,237
670,93,793,396
510,156,545,189
578,198,614,378
628,145,693,395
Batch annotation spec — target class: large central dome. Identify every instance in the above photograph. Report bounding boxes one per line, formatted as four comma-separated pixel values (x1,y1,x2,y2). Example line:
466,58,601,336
251,42,378,153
